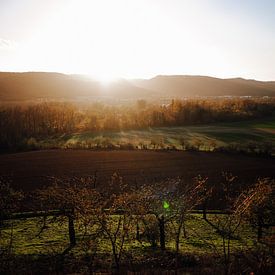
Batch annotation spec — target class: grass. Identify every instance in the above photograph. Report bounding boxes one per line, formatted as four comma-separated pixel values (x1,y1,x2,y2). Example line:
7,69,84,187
2,213,271,274
31,116,275,150
0,217,69,255
0,214,258,257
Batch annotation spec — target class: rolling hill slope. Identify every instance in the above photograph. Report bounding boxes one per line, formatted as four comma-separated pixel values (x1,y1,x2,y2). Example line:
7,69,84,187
1,72,275,101
0,72,151,101
132,75,275,97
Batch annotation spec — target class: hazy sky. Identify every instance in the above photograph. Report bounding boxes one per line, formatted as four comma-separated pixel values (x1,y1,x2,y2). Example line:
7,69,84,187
0,0,275,81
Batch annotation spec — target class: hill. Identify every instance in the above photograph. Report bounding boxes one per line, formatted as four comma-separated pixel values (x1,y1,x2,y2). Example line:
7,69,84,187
1,72,275,101
0,72,150,101
132,75,275,97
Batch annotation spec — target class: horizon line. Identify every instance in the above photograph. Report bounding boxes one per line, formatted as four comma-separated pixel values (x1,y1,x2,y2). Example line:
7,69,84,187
0,70,274,83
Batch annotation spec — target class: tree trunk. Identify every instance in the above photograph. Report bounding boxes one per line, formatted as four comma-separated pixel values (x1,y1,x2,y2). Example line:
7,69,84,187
176,218,184,253
203,207,207,220
257,215,263,241
158,216,165,250
136,222,140,241
111,243,120,270
68,214,76,246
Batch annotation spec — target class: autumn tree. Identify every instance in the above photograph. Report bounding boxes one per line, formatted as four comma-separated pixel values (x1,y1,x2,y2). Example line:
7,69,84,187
36,176,100,246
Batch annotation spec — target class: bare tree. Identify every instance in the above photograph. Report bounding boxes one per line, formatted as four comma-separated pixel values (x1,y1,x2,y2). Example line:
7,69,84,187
95,173,139,270
169,176,209,253
0,179,23,271
36,176,100,247
203,174,274,275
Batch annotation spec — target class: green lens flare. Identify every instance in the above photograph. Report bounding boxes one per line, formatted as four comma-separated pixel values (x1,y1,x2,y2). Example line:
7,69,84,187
163,201,170,209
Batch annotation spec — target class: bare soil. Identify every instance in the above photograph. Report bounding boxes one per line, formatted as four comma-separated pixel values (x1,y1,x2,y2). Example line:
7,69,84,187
0,150,274,192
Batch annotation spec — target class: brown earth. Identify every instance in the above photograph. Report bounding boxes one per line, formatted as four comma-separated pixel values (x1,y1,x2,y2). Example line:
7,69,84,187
0,150,274,192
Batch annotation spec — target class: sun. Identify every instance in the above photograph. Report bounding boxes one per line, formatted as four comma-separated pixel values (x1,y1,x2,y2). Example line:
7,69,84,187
85,72,119,86
96,74,118,86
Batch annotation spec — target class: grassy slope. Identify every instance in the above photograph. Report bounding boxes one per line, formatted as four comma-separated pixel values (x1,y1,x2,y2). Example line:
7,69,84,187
42,117,275,149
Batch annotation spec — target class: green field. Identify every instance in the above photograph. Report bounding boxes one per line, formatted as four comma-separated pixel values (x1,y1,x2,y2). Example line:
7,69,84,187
34,117,275,150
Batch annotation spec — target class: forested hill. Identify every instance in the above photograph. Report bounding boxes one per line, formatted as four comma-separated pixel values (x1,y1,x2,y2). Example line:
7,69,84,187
0,72,99,101
0,72,150,101
1,72,275,101
132,75,275,97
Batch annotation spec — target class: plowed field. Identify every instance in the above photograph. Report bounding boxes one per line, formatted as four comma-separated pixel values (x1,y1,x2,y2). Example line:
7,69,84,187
1,150,274,192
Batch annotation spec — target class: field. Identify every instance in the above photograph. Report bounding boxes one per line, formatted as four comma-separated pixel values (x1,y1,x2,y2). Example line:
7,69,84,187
1,117,275,274
1,1,275,272
39,117,275,150
1,214,258,254
1,213,263,274
1,150,275,193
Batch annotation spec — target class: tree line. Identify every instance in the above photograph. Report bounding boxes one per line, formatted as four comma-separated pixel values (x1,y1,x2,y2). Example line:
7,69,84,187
0,97,275,150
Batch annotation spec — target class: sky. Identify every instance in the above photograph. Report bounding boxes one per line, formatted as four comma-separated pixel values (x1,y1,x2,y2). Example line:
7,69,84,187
0,0,275,81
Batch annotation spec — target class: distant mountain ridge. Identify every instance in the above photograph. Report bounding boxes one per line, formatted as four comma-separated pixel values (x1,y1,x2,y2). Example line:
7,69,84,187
0,72,275,101
132,75,275,97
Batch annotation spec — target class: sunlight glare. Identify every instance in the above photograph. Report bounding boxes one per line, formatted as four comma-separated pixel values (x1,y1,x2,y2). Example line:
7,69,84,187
95,74,118,86
4,0,273,80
